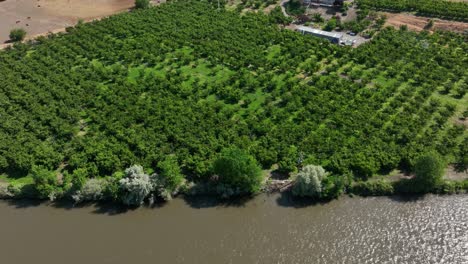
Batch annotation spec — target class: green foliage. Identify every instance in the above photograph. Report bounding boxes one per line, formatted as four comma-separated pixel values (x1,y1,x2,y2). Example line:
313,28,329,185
285,0,305,16
357,0,468,21
0,1,465,200
313,13,324,23
157,155,185,194
278,145,299,173
77,19,85,27
357,9,369,21
454,137,467,173
70,168,88,190
234,0,276,10
104,176,121,201
9,28,26,42
321,175,346,199
424,19,434,30
350,152,378,180
463,110,468,120
323,18,337,31
351,180,394,196
412,152,445,192
31,166,60,200
72,178,105,202
135,0,150,9
434,180,468,194
341,8,375,33
342,20,371,33
269,6,293,25
291,165,344,199
292,165,327,198
341,2,350,13
375,14,387,29
213,148,263,196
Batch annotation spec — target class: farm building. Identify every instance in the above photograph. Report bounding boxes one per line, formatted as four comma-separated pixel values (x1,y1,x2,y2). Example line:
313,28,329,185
303,0,344,7
296,26,343,43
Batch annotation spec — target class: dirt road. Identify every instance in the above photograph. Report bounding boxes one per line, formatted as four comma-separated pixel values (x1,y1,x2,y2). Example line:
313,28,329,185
280,0,289,17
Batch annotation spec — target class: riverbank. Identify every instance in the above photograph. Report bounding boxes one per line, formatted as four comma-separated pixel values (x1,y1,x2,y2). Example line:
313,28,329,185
1,172,467,205
1,156,467,205
1,194,467,264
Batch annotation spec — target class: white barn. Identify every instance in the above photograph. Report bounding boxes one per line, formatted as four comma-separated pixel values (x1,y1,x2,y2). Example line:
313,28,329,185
304,0,344,7
296,26,343,43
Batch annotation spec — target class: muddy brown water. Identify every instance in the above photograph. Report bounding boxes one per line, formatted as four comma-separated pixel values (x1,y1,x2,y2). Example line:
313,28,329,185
1,194,467,264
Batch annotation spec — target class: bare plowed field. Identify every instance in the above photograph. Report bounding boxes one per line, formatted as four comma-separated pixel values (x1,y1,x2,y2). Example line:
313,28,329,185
0,0,133,43
384,12,468,33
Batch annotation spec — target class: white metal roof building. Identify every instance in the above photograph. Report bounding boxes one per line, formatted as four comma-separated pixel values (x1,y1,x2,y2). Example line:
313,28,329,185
296,26,343,43
303,0,344,7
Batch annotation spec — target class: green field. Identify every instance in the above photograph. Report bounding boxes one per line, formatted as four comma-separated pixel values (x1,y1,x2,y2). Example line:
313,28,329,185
0,1,466,200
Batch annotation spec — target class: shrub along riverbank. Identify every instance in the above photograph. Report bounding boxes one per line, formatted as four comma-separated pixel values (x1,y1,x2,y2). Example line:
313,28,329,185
1,150,467,205
351,153,468,196
1,166,467,204
0,1,467,205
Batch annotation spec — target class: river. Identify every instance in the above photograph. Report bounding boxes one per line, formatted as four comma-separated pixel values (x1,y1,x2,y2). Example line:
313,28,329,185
1,194,467,264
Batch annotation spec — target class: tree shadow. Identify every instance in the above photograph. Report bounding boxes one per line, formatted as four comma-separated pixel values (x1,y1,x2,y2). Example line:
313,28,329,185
5,198,43,209
325,9,338,16
90,202,136,215
4,198,140,215
269,169,289,180
377,166,396,176
182,194,251,209
53,199,146,215
387,194,426,203
80,198,170,215
2,168,29,179
65,199,174,214
275,191,330,208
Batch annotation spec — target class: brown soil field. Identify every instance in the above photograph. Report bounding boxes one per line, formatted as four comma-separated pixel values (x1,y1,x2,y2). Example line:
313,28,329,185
383,12,468,33
0,0,134,44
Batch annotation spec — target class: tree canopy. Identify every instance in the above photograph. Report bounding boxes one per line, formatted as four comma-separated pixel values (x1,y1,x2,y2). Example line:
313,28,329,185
292,165,327,198
135,0,150,9
9,28,26,42
213,148,263,196
412,152,445,192
0,1,465,200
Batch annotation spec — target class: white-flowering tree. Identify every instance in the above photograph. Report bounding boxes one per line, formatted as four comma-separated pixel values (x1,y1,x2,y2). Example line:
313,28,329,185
292,165,327,198
72,178,105,203
119,165,154,206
